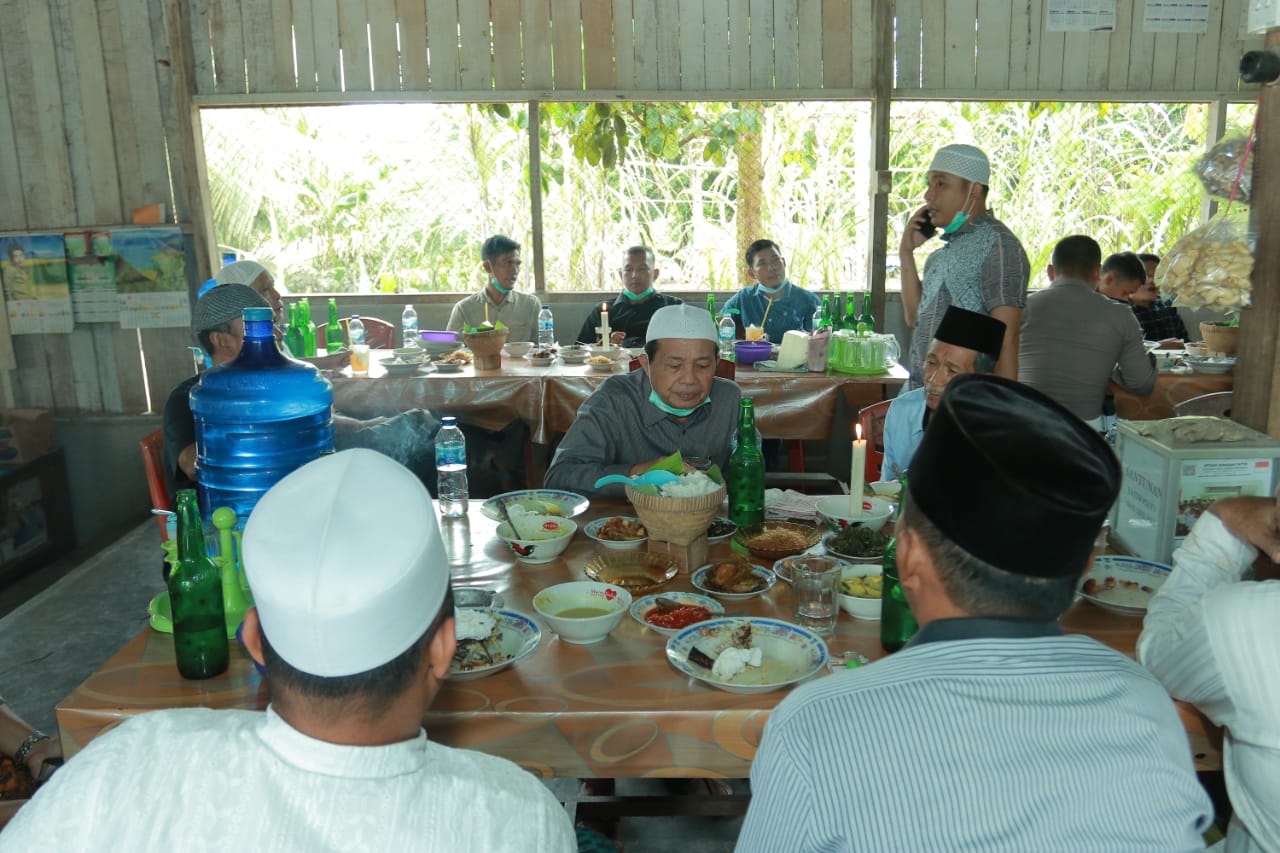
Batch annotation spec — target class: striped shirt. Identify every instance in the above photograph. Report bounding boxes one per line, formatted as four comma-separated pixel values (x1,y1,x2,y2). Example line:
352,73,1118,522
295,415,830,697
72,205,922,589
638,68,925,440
908,212,1029,389
737,621,1212,852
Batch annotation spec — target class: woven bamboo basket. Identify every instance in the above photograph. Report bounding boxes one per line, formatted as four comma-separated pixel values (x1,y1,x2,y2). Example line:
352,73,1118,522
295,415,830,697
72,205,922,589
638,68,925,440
625,483,726,546
1199,322,1238,356
461,327,509,369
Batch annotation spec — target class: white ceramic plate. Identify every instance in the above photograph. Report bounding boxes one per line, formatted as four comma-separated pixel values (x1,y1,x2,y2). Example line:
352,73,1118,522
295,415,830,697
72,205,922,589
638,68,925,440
1077,556,1171,615
706,517,737,544
690,562,776,600
448,610,542,680
583,515,649,549
629,592,724,636
666,617,828,695
481,489,590,522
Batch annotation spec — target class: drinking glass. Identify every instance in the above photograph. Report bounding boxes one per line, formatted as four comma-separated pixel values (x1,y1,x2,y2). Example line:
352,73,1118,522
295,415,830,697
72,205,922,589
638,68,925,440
792,557,842,636
350,344,370,375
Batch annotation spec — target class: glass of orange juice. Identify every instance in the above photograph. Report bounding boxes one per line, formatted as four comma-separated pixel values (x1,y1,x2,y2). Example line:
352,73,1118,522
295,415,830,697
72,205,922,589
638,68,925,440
745,324,766,342
350,344,370,376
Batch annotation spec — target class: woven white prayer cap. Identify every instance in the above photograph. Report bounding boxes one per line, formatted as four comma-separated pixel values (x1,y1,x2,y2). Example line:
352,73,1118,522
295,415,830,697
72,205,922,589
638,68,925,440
214,260,270,287
243,449,449,677
927,144,990,185
646,304,717,345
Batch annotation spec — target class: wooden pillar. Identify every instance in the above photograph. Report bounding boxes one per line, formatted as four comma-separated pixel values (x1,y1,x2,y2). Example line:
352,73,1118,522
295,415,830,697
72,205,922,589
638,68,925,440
1201,98,1228,223
864,0,894,328
1236,29,1280,437
528,100,547,293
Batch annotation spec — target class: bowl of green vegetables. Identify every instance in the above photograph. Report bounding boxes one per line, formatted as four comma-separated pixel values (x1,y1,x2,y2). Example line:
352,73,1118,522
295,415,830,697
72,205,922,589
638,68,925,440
822,526,889,565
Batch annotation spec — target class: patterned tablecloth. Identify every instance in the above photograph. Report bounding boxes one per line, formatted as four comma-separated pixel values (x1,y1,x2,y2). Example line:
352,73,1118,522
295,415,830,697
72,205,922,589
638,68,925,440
56,503,1220,779
328,352,908,443
1113,371,1234,420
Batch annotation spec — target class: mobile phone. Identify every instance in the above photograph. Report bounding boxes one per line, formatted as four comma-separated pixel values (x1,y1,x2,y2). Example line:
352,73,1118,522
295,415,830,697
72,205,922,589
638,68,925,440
917,210,937,239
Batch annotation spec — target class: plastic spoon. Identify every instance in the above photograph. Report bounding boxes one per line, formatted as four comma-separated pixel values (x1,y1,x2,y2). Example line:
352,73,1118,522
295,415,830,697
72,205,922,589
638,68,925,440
593,470,681,490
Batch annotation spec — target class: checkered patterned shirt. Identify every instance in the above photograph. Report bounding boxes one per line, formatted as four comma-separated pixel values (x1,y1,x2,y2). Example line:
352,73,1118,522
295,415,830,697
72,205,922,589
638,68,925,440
1131,299,1189,341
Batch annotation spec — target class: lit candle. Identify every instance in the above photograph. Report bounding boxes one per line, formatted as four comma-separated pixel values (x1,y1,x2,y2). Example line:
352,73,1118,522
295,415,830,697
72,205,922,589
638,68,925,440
600,302,610,346
850,423,866,517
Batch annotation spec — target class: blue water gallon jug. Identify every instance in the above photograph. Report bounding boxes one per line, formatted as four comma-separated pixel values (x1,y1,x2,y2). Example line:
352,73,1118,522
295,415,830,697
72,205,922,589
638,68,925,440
190,306,334,520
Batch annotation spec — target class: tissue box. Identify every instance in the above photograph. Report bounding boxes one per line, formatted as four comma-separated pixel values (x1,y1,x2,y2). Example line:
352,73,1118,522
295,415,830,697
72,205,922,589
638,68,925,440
0,409,56,466
776,330,809,369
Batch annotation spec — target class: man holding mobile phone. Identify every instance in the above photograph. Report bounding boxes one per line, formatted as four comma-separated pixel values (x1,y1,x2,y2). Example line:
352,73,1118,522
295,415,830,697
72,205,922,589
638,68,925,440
898,144,1030,392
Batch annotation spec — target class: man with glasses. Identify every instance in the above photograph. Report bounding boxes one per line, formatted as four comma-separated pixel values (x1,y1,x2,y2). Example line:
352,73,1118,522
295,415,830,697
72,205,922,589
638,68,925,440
721,239,821,344
575,245,683,348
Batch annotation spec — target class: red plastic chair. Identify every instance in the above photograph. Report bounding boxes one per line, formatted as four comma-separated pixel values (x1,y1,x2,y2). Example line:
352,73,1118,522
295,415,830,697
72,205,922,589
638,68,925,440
140,428,170,540
856,399,893,483
316,316,397,349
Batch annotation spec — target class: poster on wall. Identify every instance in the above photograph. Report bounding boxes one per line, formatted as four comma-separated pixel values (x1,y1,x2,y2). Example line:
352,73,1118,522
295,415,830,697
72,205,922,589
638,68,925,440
112,227,191,329
0,234,74,334
66,231,120,324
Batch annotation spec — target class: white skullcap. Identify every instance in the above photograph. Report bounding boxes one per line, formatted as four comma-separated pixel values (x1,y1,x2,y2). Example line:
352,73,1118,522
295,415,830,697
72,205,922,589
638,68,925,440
214,260,270,288
243,449,449,677
646,303,718,345
927,144,990,185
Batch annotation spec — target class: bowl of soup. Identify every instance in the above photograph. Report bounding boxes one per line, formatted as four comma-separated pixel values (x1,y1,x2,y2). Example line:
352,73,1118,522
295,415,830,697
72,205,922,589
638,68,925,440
532,581,631,644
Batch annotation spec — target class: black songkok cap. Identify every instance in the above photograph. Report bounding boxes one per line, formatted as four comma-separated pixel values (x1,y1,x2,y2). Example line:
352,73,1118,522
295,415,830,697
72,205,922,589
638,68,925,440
907,374,1119,579
933,306,1006,361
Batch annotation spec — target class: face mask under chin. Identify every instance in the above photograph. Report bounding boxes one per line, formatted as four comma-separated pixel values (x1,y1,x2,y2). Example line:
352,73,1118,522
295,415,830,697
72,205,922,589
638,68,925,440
648,389,709,417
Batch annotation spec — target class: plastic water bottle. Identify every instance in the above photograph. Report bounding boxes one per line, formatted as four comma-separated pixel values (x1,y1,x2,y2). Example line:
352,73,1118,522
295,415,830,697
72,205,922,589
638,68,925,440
401,303,419,349
349,315,369,376
190,306,334,520
537,304,555,348
717,313,736,360
435,417,468,518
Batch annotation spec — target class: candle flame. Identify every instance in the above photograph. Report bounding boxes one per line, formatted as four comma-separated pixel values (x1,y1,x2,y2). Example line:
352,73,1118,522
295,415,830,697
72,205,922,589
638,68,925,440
601,302,608,313
855,422,863,440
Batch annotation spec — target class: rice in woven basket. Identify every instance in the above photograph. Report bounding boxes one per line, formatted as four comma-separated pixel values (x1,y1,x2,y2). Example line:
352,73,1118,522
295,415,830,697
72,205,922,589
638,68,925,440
625,483,726,546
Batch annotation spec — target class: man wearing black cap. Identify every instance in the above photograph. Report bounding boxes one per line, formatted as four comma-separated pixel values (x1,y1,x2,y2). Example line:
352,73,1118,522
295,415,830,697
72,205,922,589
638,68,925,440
1019,235,1156,427
880,305,1005,479
738,375,1212,851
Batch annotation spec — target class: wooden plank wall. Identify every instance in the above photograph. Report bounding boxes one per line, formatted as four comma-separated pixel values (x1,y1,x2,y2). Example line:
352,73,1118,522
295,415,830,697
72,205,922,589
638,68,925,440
193,0,1259,101
0,0,202,416
0,0,1265,418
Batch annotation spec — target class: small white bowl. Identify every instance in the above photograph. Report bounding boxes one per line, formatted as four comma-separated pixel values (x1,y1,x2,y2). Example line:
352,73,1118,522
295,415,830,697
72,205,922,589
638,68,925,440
587,358,617,373
837,564,883,620
496,515,577,564
816,495,894,533
532,581,631,644
503,341,534,358
583,516,649,550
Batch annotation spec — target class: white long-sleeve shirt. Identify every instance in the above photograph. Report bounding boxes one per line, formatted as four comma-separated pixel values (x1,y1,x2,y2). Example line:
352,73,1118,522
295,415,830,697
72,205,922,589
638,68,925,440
1138,512,1280,853
0,707,575,852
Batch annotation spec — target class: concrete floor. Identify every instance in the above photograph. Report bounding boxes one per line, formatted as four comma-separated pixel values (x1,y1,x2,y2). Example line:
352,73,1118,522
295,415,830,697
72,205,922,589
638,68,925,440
0,520,744,851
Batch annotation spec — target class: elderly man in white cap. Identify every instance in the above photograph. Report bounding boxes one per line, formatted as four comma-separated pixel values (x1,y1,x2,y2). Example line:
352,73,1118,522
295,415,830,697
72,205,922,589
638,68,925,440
214,259,349,369
898,143,1029,391
545,303,741,498
3,450,576,851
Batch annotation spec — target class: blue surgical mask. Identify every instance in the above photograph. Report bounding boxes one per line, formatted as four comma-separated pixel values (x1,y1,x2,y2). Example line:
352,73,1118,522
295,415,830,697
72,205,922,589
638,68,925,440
757,280,786,296
489,276,511,295
623,287,655,301
649,389,709,417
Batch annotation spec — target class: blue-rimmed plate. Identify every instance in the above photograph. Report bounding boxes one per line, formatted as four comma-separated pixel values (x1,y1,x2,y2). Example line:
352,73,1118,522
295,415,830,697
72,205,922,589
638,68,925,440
691,561,775,600
666,617,828,695
630,592,724,636
480,489,590,522
447,610,542,681
583,515,649,550
1077,556,1171,616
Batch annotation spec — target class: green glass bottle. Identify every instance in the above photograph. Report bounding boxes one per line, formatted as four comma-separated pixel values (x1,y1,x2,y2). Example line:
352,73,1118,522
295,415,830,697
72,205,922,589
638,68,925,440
298,299,318,357
169,490,229,680
879,537,918,652
706,293,716,316
818,295,833,330
857,292,875,335
844,293,859,332
325,298,344,351
285,302,305,357
726,398,765,529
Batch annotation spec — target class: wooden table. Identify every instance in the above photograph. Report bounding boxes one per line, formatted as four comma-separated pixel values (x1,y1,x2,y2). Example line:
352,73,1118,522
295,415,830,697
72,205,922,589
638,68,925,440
55,502,1220,779
1113,370,1234,420
328,352,907,444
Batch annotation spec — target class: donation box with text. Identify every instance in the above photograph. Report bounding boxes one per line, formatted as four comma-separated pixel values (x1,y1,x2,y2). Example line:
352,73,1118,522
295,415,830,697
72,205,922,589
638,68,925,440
1110,418,1280,564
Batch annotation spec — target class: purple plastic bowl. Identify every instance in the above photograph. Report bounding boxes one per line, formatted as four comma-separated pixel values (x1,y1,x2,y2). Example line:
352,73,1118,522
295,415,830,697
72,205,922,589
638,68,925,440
421,330,459,343
734,340,773,365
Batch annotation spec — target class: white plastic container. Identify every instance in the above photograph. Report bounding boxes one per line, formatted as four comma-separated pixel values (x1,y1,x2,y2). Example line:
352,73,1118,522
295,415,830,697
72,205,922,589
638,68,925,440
1109,418,1280,563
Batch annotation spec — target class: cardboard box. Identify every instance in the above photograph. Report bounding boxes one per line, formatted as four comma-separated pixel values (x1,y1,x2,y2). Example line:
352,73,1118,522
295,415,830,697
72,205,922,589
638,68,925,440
0,409,56,465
